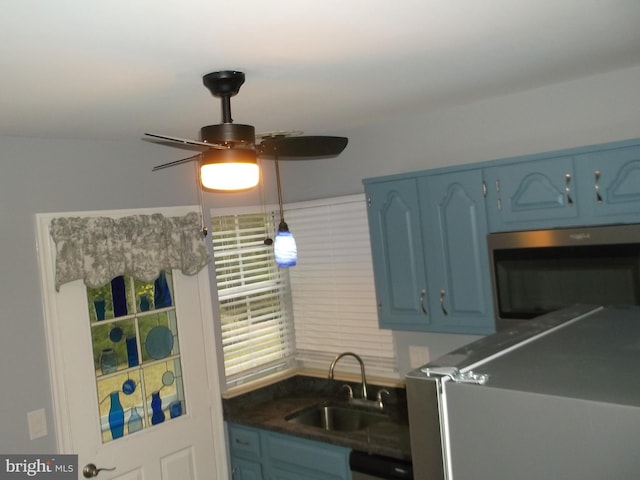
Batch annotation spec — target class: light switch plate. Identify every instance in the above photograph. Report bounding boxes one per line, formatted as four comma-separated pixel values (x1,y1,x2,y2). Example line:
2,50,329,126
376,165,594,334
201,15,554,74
28,408,47,440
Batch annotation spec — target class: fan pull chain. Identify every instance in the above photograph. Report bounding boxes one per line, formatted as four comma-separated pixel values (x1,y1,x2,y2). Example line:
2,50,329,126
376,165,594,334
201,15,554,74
274,154,286,226
195,158,208,237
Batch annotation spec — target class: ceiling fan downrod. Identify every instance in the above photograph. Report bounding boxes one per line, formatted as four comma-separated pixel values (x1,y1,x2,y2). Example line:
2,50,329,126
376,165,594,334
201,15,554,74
202,70,245,124
201,71,255,145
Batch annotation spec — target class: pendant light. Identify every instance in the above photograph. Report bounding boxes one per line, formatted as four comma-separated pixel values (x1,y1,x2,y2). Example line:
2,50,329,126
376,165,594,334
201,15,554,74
273,154,297,267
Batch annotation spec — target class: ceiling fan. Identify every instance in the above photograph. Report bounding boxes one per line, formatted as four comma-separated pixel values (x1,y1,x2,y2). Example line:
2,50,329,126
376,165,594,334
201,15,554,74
145,70,348,267
145,70,348,191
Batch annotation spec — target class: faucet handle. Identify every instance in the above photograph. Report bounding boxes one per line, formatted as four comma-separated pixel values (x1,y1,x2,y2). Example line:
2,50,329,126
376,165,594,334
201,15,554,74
340,384,353,399
375,389,390,409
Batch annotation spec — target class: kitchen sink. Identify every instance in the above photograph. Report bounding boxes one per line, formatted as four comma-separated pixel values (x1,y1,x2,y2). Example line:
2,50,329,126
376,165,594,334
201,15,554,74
285,404,388,432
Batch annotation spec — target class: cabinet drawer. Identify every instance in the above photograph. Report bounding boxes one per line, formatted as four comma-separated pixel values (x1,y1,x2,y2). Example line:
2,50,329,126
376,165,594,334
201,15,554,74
228,424,262,459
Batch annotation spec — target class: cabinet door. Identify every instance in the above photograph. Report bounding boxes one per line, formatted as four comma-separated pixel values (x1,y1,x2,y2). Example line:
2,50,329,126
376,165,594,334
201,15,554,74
420,170,495,334
266,431,350,480
575,144,640,223
365,178,431,330
231,457,263,480
228,423,262,459
270,465,342,480
485,156,577,232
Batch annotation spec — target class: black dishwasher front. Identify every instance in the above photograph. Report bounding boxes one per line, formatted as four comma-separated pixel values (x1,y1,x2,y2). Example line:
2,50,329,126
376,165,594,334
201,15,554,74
349,451,413,480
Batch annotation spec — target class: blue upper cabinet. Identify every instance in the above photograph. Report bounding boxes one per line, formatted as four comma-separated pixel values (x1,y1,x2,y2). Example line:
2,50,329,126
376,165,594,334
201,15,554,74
484,156,578,232
365,178,431,331
363,137,640,334
574,144,640,224
419,170,494,334
485,141,640,231
364,171,494,334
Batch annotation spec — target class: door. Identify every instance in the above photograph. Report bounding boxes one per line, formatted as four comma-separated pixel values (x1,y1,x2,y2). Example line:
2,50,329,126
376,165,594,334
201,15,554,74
419,170,494,334
574,144,640,222
36,207,228,480
484,156,577,232
365,178,431,330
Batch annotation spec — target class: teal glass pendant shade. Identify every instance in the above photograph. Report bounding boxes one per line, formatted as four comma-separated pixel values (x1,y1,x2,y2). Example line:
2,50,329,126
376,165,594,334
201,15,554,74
274,222,297,267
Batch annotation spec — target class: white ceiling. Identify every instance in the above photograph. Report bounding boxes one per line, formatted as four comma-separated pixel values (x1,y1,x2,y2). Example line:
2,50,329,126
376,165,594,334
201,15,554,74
2,0,640,143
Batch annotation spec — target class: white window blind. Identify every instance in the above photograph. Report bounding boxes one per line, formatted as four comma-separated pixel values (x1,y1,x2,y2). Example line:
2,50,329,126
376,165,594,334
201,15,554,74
285,194,398,378
210,211,295,387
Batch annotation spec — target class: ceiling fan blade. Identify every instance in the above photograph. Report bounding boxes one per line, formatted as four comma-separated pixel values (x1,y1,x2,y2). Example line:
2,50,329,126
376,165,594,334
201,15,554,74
152,153,201,171
258,136,348,160
144,132,226,150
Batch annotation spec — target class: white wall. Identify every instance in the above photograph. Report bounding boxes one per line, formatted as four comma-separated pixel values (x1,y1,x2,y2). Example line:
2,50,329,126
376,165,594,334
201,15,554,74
2,64,639,453
0,137,200,453
265,64,640,203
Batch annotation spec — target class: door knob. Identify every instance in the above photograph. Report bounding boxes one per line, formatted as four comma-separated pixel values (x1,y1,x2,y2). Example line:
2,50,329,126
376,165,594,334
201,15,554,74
83,463,116,478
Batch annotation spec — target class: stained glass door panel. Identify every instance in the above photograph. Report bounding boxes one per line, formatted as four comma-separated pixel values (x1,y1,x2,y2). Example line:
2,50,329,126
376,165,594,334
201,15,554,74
88,272,186,443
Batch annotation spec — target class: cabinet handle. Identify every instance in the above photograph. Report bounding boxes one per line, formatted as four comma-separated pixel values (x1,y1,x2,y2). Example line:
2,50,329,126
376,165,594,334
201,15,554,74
420,289,428,316
439,289,449,316
594,170,603,203
235,438,250,447
565,173,573,206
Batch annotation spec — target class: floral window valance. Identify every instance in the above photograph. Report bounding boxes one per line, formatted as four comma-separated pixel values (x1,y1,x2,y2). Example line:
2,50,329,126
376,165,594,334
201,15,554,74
50,212,209,290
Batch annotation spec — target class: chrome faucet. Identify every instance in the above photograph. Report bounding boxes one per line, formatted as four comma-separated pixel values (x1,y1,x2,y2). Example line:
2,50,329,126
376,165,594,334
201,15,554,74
328,352,369,400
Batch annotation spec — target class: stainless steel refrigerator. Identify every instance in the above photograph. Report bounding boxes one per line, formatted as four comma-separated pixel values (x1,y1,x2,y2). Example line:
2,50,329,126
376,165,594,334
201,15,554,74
406,305,640,480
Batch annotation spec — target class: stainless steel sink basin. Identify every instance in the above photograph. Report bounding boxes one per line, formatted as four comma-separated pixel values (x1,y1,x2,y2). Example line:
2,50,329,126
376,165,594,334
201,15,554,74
285,404,388,432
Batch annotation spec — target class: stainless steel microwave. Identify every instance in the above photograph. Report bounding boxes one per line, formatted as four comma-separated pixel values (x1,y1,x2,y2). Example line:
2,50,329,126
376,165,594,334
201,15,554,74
488,224,640,330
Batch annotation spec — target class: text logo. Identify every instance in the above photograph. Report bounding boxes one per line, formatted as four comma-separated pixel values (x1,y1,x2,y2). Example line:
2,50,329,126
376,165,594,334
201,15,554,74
0,455,77,479
568,232,591,241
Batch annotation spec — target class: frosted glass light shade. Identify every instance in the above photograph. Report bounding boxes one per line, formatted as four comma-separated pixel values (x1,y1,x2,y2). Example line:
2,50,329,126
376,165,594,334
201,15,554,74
199,148,260,191
274,229,297,267
200,162,260,190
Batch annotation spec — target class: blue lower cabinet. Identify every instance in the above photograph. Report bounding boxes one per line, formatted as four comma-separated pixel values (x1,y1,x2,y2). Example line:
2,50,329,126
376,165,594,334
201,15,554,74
231,457,263,480
227,423,351,480
266,432,351,480
228,424,264,480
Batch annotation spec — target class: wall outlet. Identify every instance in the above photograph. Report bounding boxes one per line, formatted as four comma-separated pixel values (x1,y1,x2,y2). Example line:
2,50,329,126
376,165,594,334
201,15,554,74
28,408,47,440
409,345,430,368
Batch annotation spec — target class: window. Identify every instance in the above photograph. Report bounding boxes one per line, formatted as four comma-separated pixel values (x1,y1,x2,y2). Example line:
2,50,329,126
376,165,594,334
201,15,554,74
286,194,398,378
211,195,398,387
211,211,295,387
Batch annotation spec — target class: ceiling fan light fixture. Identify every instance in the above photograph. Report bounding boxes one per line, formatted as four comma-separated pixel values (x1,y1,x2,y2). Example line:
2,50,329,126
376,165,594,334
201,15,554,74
199,148,260,191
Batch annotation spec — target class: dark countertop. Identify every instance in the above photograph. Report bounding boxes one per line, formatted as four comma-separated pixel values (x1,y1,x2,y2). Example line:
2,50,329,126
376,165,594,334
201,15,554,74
222,375,412,461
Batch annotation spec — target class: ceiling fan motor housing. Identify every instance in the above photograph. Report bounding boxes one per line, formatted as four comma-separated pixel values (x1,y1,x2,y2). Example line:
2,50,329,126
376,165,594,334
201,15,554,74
200,123,255,146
